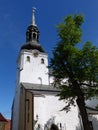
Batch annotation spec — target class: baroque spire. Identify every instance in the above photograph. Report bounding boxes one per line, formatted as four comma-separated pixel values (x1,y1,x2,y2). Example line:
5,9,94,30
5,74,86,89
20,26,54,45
21,8,45,53
31,7,37,26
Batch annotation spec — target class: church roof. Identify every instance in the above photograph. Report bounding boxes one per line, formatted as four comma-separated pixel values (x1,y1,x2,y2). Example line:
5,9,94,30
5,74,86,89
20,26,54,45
86,106,98,115
21,83,60,95
21,41,45,52
0,113,7,122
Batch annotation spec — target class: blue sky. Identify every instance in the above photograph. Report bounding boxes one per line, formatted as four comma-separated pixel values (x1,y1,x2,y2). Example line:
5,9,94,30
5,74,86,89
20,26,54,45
0,0,98,119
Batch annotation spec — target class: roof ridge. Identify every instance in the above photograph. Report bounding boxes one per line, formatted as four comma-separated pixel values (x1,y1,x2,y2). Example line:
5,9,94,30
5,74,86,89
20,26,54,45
0,113,7,122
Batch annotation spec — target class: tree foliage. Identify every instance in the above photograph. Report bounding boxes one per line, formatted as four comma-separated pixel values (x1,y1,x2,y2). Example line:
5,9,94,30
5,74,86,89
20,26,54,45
50,14,98,130
51,14,98,103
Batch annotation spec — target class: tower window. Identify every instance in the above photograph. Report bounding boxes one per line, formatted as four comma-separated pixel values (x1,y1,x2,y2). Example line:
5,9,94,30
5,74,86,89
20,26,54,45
33,33,36,39
27,56,30,62
41,58,44,64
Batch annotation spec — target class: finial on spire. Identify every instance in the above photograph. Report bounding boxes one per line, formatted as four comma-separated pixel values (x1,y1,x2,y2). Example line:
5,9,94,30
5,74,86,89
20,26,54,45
31,7,37,26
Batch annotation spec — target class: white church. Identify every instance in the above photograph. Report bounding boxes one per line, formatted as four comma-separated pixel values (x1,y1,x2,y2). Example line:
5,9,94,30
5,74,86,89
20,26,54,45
11,9,98,130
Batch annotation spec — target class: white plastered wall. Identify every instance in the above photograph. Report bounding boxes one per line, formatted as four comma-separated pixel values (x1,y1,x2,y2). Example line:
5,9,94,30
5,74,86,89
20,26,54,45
19,50,49,85
34,95,81,130
11,84,21,130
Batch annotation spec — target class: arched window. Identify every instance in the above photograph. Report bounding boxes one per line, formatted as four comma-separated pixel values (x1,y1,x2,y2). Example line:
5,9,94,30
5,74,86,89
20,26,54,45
41,58,44,64
27,56,30,62
50,124,59,130
38,77,42,85
33,33,36,39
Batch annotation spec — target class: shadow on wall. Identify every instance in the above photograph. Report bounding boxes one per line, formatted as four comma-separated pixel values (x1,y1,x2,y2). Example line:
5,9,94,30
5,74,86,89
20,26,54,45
76,115,98,130
76,124,82,130
91,115,98,130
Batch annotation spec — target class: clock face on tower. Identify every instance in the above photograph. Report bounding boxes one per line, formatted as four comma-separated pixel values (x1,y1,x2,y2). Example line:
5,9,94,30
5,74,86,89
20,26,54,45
32,50,39,57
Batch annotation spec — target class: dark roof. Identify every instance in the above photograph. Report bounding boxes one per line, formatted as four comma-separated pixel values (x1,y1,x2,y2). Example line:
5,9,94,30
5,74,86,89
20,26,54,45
21,83,60,95
86,106,98,114
0,113,7,122
21,42,45,53
26,25,39,33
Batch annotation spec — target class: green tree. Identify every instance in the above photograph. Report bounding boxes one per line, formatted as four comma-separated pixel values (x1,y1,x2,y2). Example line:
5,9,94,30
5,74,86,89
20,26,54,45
50,15,98,130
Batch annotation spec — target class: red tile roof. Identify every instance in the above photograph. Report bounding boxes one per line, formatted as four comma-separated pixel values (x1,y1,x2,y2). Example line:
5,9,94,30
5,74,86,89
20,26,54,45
5,120,11,130
0,113,7,122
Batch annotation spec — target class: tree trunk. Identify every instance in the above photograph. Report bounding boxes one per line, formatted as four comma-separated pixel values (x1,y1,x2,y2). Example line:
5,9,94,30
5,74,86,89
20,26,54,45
73,80,93,130
76,96,93,130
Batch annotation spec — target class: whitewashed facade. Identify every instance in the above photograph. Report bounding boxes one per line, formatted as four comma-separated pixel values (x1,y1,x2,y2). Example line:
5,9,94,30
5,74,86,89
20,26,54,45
11,9,98,130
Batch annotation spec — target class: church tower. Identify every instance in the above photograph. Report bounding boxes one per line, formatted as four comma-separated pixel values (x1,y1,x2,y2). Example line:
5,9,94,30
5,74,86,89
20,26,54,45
11,9,81,130
17,8,49,85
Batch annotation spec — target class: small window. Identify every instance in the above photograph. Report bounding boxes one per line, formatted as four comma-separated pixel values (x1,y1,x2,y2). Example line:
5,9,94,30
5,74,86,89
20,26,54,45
41,58,44,64
33,33,36,39
27,56,30,62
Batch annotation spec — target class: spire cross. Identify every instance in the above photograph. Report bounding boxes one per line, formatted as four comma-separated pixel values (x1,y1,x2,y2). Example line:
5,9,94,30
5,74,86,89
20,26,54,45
31,7,37,26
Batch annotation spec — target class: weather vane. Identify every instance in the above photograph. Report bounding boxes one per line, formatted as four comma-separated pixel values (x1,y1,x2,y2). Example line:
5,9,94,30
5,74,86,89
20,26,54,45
32,7,36,13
